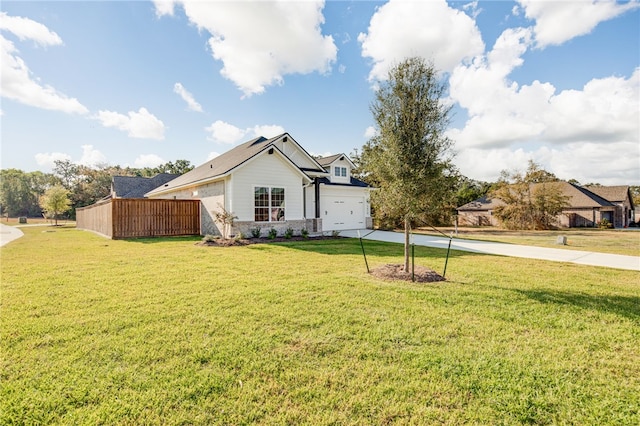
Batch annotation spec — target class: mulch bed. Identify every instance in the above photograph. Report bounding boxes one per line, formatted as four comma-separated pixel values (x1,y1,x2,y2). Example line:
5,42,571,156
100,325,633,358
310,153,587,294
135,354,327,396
370,264,446,283
196,235,341,247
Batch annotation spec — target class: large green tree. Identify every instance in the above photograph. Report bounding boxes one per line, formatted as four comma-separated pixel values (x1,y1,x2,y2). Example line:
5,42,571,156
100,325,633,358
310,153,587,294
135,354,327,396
0,169,60,217
359,57,456,272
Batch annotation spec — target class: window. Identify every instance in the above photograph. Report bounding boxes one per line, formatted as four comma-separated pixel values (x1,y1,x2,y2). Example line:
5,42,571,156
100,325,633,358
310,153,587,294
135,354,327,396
254,187,285,222
334,166,347,177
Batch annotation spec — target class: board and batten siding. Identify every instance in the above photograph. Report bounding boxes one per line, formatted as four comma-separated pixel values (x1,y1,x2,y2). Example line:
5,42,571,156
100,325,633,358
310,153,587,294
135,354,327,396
230,152,305,221
328,157,352,184
272,140,319,171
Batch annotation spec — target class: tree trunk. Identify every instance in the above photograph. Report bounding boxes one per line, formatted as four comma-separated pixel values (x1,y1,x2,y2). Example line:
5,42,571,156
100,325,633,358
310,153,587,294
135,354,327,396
404,219,410,272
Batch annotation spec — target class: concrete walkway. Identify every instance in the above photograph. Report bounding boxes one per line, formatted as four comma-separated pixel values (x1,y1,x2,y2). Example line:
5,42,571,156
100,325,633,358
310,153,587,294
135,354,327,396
341,229,640,272
0,223,24,247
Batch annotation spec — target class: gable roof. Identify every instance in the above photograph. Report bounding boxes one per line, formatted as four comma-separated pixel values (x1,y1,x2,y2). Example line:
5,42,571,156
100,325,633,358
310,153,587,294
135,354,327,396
146,133,326,197
586,185,633,206
457,181,617,211
317,153,356,169
112,173,180,198
564,182,615,208
457,196,505,211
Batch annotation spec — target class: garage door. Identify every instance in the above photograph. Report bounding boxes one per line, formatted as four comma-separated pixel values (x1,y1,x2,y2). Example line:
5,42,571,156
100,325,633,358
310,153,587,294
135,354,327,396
321,195,365,231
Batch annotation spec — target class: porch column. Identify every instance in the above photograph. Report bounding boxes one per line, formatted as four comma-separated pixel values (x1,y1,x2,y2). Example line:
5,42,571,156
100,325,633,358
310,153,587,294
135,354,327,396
315,178,321,218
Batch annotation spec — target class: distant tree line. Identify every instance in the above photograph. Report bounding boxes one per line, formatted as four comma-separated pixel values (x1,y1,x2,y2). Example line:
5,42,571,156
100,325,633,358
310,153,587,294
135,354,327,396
0,159,194,218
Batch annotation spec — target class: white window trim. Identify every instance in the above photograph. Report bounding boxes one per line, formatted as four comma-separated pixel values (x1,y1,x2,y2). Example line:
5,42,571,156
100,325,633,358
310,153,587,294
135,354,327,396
254,186,286,222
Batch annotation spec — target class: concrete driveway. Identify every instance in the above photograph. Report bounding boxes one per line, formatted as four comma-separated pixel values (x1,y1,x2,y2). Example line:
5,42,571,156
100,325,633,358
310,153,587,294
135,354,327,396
341,229,640,272
0,223,24,247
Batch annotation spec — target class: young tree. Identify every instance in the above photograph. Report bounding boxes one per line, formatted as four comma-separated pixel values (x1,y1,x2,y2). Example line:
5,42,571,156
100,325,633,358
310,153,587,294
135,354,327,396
39,185,71,225
359,57,456,272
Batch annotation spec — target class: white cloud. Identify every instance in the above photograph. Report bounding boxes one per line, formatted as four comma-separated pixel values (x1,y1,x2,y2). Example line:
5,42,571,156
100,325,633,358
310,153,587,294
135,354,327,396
250,124,285,139
152,0,176,17
0,12,63,45
455,141,640,186
154,0,337,97
134,154,165,168
205,120,284,145
79,145,108,167
544,141,640,185
364,126,378,139
446,19,640,185
173,82,202,112
517,0,640,48
207,151,221,161
35,152,72,169
95,107,165,140
0,13,88,114
449,25,639,150
34,146,107,170
205,120,247,144
454,147,533,182
358,0,484,81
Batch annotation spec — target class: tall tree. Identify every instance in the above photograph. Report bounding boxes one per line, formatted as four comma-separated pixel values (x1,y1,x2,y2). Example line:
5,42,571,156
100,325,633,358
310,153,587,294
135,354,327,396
492,161,569,230
359,57,456,272
0,169,58,217
39,185,71,225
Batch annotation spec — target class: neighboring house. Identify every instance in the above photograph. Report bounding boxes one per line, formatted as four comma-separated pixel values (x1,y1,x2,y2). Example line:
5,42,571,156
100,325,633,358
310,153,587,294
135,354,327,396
456,196,504,227
586,185,635,228
457,182,635,228
110,173,181,199
145,133,372,236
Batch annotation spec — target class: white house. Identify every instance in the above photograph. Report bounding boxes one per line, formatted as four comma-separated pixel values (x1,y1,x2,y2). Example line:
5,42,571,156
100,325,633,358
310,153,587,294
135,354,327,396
145,133,372,236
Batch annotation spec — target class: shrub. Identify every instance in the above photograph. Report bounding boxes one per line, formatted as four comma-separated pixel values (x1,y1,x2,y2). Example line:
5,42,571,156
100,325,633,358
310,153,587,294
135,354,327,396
250,227,261,238
331,230,340,238
284,227,294,239
301,228,309,239
268,228,278,239
235,232,245,240
598,218,613,229
202,234,220,243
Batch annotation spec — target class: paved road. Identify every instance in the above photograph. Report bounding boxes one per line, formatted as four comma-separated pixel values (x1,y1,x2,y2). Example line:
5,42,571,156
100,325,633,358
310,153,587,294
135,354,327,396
0,223,24,247
341,229,640,272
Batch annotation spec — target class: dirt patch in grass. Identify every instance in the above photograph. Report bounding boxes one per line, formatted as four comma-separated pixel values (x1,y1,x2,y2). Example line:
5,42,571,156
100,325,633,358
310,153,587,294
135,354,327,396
371,263,446,283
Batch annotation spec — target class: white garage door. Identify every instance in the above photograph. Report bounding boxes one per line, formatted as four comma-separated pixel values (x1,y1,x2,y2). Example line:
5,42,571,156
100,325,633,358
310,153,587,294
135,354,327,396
321,195,365,231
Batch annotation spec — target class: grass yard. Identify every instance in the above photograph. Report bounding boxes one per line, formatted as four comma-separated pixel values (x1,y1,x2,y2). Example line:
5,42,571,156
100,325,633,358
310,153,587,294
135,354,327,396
1,226,639,424
417,227,640,256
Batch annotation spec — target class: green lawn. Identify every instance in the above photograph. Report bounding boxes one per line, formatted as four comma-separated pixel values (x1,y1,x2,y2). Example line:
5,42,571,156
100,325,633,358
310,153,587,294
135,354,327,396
2,226,639,424
417,227,640,256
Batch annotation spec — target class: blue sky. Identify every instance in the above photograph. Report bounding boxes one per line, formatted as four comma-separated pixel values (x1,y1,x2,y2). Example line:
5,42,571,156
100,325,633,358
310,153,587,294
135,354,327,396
1,0,638,185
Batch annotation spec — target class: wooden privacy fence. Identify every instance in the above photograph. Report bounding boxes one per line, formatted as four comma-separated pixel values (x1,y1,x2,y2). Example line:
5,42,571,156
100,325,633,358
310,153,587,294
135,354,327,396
77,199,200,239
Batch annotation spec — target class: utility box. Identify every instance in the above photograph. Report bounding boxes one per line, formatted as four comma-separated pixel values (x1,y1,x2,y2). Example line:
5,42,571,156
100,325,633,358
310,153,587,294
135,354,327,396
19,216,27,224
556,235,567,245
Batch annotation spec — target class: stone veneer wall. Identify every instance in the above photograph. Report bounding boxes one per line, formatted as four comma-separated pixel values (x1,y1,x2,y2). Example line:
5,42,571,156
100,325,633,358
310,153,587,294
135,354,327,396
233,220,309,238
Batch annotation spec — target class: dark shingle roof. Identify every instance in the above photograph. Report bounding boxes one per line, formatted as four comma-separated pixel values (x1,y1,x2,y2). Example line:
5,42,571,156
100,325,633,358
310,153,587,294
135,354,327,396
112,173,180,198
146,133,326,196
318,176,371,188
